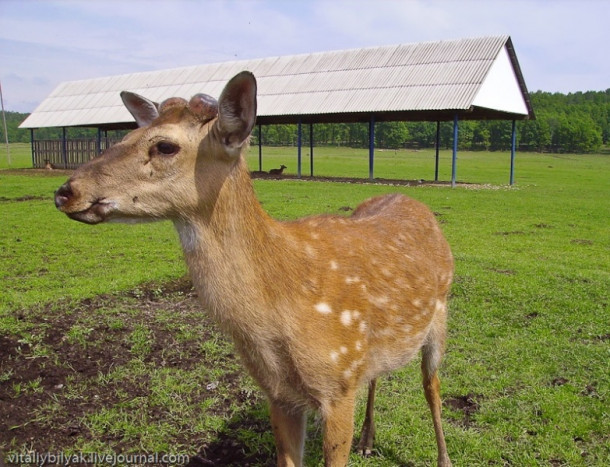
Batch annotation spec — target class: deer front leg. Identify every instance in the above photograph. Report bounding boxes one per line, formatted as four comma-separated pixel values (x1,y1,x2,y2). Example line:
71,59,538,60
356,379,377,456
270,401,307,467
323,393,356,466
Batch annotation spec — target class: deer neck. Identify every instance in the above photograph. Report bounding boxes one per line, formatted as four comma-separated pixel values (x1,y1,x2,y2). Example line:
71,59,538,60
173,156,290,331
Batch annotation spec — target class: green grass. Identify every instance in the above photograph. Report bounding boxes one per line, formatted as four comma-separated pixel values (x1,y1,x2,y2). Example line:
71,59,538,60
248,145,531,185
0,173,185,316
0,143,31,169
0,145,608,465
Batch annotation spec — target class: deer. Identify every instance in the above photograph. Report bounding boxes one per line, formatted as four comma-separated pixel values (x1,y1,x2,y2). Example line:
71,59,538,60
269,164,287,176
54,71,454,467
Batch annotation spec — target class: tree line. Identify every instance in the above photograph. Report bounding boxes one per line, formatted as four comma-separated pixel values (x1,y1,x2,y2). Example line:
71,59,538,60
3,89,608,153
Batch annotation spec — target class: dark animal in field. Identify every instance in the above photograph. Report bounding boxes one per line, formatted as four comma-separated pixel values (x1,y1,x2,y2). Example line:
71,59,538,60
269,164,287,175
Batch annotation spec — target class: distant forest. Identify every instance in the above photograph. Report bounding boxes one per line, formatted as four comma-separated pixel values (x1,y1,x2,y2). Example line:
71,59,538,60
2,90,609,153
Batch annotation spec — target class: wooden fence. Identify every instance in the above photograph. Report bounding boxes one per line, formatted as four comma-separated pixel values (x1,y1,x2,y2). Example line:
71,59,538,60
32,138,121,169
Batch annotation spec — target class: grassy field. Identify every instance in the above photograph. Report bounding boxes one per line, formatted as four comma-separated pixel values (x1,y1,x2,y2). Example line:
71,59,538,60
0,144,608,465
0,143,31,170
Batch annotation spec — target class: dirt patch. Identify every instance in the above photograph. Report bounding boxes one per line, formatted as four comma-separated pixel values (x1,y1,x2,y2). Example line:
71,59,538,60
493,230,527,236
488,267,516,275
186,416,274,466
571,239,593,245
0,277,271,465
1,168,73,177
250,172,511,189
444,393,483,428
0,195,49,203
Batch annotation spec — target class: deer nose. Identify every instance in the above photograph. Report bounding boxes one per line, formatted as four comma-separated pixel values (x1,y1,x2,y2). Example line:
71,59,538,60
55,182,73,209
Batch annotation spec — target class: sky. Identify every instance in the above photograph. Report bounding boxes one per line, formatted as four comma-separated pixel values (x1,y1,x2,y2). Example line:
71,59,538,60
1,0,608,113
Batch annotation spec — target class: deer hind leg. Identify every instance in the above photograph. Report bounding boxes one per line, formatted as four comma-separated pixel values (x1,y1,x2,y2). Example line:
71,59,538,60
270,401,307,467
421,312,452,467
322,392,356,466
356,379,377,456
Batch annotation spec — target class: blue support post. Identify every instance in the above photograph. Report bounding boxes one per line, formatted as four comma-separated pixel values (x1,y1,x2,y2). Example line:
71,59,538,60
435,121,440,181
451,114,458,188
510,120,517,185
258,124,262,172
96,128,102,157
62,127,68,169
310,124,314,177
297,119,302,178
30,129,35,167
369,115,375,181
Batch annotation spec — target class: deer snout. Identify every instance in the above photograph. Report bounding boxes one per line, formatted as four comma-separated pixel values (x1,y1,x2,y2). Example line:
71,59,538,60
55,182,73,209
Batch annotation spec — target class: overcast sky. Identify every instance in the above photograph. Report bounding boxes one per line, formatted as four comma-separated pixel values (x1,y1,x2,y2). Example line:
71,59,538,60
1,0,608,113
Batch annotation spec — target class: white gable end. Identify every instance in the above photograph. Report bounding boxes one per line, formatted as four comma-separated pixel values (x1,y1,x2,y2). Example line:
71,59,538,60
472,46,528,115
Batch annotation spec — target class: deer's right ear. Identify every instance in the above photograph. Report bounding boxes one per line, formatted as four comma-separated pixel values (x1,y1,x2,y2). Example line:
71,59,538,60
120,91,160,128
217,71,257,151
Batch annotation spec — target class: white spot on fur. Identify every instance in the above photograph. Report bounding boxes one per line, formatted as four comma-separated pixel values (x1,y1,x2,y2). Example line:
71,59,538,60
330,351,339,363
345,276,360,284
343,368,353,379
315,302,332,314
355,340,363,351
367,294,390,308
330,260,338,270
340,346,348,354
305,244,316,258
359,321,368,333
340,310,353,326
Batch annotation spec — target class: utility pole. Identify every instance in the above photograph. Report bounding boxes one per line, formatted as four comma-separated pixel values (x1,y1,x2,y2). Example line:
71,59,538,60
0,80,10,167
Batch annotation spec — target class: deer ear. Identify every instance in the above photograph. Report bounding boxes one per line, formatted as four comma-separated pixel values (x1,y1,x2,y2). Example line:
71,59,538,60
217,71,257,150
120,91,159,127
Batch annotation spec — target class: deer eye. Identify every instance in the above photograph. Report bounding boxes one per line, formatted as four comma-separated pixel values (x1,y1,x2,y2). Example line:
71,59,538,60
151,141,179,157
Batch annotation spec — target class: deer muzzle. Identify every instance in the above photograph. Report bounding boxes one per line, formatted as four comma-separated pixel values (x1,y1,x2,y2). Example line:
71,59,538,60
55,181,113,225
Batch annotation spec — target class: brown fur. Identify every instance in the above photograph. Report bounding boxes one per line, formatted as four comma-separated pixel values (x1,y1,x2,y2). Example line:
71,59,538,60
55,72,453,467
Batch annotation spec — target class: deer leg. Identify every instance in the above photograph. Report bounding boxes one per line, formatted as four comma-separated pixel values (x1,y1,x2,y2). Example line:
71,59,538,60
421,331,452,467
270,401,307,467
356,379,377,456
322,393,356,466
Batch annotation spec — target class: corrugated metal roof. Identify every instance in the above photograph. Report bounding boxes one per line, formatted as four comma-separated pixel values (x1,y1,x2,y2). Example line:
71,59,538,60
20,35,533,129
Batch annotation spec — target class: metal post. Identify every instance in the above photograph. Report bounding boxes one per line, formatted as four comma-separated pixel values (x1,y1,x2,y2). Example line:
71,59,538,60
510,120,517,185
62,127,68,169
435,121,441,181
369,115,375,181
96,128,102,156
30,129,35,167
297,119,302,178
309,124,314,177
0,80,10,167
451,114,458,188
258,124,262,172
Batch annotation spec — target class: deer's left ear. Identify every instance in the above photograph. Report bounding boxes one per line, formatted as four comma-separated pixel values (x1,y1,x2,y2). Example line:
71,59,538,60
217,71,257,150
121,91,160,128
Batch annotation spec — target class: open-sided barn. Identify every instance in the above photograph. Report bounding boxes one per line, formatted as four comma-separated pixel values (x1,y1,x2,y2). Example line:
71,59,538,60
20,35,533,185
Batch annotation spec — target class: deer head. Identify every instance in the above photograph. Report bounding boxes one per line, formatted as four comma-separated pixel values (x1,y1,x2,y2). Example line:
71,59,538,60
54,71,257,225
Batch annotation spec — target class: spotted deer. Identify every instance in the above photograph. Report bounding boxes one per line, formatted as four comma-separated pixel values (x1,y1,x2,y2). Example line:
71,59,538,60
54,71,453,467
